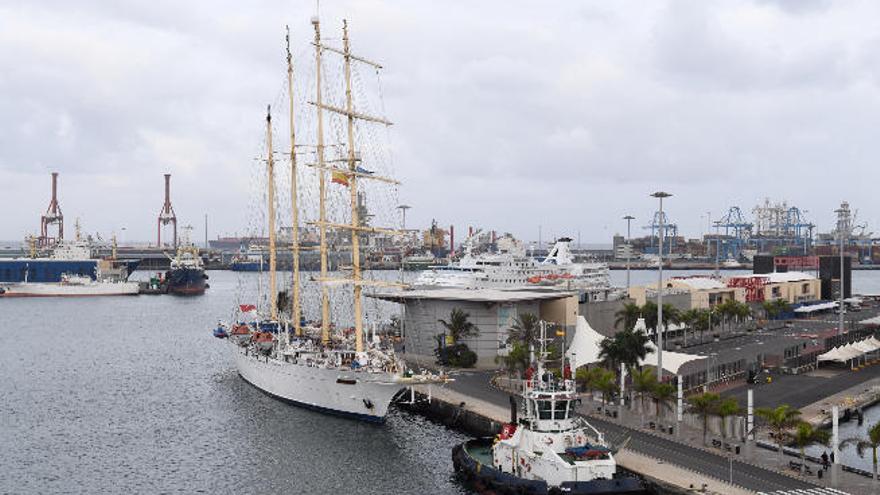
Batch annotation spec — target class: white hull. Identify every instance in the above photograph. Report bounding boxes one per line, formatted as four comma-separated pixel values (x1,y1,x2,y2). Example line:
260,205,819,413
232,345,405,421
0,281,139,297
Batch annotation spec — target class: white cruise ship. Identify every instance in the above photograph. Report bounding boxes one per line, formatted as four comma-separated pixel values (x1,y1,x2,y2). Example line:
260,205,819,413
415,237,611,292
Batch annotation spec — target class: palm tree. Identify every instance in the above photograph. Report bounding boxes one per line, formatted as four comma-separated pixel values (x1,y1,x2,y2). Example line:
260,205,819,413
688,392,721,446
756,405,802,458
631,368,657,424
692,308,711,344
651,382,676,421
507,313,540,348
576,366,602,398
679,309,697,346
591,368,617,411
438,308,479,343
716,397,742,444
599,327,651,372
841,420,880,484
614,302,642,331
497,342,529,377
792,422,830,476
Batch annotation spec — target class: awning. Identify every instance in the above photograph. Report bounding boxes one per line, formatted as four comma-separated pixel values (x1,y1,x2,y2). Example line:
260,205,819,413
565,316,604,371
794,302,838,313
818,337,880,363
639,341,705,375
565,316,704,374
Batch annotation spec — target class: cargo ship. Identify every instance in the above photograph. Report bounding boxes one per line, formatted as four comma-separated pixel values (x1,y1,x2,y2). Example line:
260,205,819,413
0,239,139,284
166,245,208,295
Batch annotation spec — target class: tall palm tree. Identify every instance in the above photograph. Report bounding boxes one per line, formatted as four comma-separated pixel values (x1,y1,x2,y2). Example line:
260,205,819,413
631,368,657,424
792,422,830,476
438,308,479,343
756,405,802,458
716,397,742,444
614,302,642,331
507,313,540,348
679,309,697,346
652,382,676,421
688,392,721,446
591,368,617,411
841,420,880,484
599,327,651,372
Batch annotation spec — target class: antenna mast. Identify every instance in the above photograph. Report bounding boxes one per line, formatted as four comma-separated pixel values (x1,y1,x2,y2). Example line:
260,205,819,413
313,16,331,344
266,106,278,321
287,26,302,336
343,19,365,353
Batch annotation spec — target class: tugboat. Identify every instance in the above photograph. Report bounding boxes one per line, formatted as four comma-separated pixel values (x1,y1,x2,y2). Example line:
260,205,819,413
166,243,208,295
452,327,645,494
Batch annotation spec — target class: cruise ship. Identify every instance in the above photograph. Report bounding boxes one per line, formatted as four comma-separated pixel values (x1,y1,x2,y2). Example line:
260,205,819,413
415,237,611,292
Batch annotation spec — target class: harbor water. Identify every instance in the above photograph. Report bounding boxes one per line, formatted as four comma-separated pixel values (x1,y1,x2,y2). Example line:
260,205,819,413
0,270,468,495
4,268,880,493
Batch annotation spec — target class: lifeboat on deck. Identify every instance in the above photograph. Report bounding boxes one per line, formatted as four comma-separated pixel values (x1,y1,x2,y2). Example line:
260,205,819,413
252,332,275,353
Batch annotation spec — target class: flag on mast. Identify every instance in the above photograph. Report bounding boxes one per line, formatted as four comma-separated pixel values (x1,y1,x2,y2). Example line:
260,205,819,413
331,170,349,186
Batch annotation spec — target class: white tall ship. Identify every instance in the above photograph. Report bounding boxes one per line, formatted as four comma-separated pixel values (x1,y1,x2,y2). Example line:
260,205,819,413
415,236,611,292
221,18,446,422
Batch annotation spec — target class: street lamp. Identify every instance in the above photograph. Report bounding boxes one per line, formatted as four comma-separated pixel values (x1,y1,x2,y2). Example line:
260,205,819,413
623,215,635,291
397,205,411,231
651,191,672,380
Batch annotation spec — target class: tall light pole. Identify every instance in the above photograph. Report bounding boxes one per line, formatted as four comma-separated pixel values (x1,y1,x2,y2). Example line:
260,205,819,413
623,215,635,291
397,204,411,230
835,203,851,336
651,191,672,380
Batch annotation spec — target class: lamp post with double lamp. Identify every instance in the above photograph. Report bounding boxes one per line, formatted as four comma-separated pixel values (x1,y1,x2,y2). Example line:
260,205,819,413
623,215,635,291
651,191,672,380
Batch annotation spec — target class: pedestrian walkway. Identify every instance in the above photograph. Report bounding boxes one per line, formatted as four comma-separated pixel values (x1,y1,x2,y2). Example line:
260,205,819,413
582,398,879,494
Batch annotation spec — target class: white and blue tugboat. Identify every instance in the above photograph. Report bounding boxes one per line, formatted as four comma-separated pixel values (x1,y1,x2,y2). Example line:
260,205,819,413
452,346,645,494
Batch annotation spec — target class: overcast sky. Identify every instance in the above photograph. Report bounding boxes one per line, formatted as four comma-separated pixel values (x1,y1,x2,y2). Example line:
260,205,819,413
2,0,878,245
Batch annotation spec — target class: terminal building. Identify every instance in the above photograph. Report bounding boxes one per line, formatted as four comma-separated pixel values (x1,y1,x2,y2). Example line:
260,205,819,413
370,288,578,369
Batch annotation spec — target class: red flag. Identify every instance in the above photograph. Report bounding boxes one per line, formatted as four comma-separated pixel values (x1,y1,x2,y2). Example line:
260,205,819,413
239,304,256,313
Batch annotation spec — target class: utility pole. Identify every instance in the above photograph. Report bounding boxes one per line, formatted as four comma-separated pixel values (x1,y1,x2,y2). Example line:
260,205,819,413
651,191,672,380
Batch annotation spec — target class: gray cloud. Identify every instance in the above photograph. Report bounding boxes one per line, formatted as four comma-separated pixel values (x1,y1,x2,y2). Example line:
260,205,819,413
1,0,878,244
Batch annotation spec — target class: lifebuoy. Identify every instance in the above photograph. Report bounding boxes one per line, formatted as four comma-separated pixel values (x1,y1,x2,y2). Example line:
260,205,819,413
575,434,584,445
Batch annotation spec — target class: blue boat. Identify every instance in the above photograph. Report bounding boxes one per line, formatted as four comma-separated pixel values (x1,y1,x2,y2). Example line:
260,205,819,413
166,246,208,295
229,245,265,272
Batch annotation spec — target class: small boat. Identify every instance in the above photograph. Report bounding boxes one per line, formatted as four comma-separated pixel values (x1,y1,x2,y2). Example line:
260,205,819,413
0,273,139,297
452,324,645,495
213,325,229,339
230,323,252,345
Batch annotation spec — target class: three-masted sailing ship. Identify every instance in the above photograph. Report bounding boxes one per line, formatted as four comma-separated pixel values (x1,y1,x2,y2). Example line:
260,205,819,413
219,17,445,422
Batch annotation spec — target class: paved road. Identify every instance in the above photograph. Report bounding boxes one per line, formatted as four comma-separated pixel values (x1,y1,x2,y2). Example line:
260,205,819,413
445,371,823,493
722,364,880,410
584,415,819,493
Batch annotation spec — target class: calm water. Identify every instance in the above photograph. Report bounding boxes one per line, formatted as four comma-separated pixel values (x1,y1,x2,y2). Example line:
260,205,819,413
0,270,469,494
5,268,880,493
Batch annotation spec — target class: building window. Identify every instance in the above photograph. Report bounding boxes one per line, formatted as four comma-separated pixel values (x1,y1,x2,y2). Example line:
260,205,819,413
802,283,809,294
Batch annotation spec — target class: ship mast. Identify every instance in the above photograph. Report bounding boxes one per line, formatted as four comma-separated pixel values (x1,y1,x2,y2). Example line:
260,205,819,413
287,26,302,336
342,20,364,353
313,17,331,344
266,105,278,321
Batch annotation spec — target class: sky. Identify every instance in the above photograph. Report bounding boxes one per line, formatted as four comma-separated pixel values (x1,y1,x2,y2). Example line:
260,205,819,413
1,0,879,245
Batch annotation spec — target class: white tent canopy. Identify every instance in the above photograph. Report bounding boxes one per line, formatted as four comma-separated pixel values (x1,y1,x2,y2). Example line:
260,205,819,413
817,337,880,363
566,316,705,374
639,341,706,375
565,316,605,371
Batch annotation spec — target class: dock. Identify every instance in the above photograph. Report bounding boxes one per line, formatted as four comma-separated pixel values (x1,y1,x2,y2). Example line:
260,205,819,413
409,370,865,495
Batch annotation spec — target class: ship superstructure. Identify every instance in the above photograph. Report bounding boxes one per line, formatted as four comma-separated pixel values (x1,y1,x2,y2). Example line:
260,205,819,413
416,237,611,293
452,323,645,494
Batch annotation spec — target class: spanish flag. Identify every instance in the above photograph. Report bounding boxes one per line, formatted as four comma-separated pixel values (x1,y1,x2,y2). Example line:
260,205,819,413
331,170,349,187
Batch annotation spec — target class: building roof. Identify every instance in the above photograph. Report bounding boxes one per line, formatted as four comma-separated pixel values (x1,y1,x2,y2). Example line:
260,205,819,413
367,287,576,303
727,271,817,284
671,277,726,290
